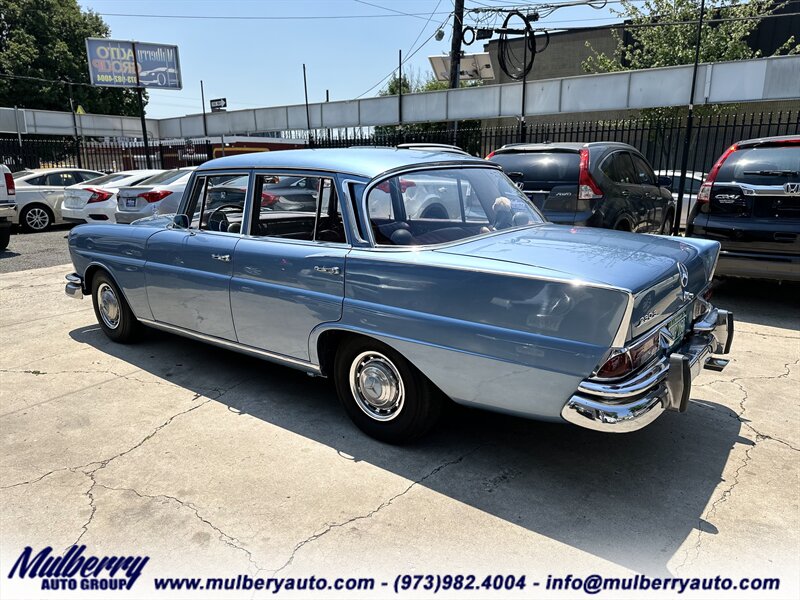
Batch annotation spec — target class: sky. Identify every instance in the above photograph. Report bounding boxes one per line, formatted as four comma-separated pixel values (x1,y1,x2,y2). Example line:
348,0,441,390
77,0,630,119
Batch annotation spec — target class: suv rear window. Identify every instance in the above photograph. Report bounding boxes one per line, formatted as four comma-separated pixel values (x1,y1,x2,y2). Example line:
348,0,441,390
717,145,800,186
490,152,580,183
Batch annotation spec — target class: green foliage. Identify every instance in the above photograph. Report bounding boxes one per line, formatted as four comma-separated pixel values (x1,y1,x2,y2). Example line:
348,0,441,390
583,0,798,74
0,0,144,116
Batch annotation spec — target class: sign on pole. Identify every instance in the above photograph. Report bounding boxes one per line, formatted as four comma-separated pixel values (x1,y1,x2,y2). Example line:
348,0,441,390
85,38,182,90
210,98,227,112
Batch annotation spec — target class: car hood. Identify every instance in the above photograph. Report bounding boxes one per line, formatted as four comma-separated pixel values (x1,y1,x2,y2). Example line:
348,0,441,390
435,224,720,340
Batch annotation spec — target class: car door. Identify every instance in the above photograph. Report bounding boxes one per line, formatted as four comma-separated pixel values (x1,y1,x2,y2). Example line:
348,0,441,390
41,171,79,217
599,151,644,230
631,153,664,232
144,171,250,341
230,173,348,361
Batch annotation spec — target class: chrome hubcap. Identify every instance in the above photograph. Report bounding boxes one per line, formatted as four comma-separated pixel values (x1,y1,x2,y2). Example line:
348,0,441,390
349,351,404,422
25,207,49,230
97,283,121,329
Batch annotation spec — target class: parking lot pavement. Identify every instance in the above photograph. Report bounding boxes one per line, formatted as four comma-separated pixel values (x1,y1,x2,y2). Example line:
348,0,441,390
1,265,798,597
0,225,74,274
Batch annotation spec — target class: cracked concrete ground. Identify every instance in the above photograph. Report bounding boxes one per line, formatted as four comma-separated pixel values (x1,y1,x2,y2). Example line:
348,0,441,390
1,264,798,599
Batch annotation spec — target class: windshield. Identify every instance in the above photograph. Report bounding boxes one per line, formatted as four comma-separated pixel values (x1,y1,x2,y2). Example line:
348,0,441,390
139,169,192,186
366,167,545,246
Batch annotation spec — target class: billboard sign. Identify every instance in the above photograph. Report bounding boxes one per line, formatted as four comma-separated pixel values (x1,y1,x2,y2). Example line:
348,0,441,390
85,38,182,90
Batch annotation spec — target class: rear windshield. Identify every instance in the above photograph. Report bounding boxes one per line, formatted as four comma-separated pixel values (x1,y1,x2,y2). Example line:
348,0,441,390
139,169,191,186
717,145,800,186
490,152,580,182
12,170,34,179
82,172,132,186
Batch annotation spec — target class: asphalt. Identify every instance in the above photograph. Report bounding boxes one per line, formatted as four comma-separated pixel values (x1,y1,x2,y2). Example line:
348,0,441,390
0,225,74,274
0,265,798,599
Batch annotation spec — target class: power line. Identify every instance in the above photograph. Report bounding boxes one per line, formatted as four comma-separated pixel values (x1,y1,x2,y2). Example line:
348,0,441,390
352,0,444,22
96,10,453,21
405,0,444,57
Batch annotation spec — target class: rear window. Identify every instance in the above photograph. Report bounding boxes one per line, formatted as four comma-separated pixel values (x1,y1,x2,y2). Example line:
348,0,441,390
717,145,800,186
490,152,580,182
139,169,190,186
12,170,34,179
82,172,132,186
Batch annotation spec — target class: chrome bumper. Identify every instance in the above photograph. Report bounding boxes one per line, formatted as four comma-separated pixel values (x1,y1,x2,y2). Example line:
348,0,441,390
562,307,734,433
65,273,84,300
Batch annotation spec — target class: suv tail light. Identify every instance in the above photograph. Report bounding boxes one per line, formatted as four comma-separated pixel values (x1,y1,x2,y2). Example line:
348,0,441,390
139,190,172,203
578,148,603,200
697,143,738,204
86,188,113,203
261,192,278,207
4,172,14,195
485,150,497,160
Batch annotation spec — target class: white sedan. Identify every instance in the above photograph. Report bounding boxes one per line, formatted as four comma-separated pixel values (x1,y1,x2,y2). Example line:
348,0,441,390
11,168,103,232
655,170,707,228
115,167,196,224
61,170,164,225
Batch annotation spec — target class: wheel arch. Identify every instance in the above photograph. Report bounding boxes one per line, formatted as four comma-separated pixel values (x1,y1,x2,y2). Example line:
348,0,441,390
82,262,136,311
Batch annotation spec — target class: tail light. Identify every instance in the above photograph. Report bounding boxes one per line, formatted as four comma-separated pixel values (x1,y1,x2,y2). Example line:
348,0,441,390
376,179,416,193
138,190,172,203
697,143,738,204
578,148,603,200
4,172,14,195
594,328,662,380
261,192,278,207
86,188,113,203
485,150,497,160
595,351,632,379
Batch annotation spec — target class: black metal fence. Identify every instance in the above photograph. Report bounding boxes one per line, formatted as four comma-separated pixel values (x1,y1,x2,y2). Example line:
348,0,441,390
3,110,798,177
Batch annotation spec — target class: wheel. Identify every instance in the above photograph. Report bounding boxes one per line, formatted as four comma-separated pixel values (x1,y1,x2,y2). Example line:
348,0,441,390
0,224,10,251
614,218,632,232
91,271,142,343
334,337,442,443
19,204,53,233
420,203,448,219
660,210,674,234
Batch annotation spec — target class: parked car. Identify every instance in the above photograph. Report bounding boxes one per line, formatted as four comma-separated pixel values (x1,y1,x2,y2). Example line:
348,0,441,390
487,142,675,233
687,135,800,281
11,168,104,232
0,165,16,250
64,148,733,443
115,167,196,224
61,170,164,224
656,170,706,228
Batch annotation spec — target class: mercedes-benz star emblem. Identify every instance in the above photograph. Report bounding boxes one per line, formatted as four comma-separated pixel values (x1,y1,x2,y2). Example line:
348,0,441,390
677,262,689,289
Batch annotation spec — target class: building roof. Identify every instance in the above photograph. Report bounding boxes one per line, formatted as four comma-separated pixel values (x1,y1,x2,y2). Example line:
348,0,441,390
199,147,487,179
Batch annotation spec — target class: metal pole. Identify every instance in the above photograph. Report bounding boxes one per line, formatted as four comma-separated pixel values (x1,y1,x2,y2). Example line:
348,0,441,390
398,49,403,134
673,0,705,235
68,83,83,168
326,89,331,142
131,42,153,169
200,79,208,137
449,0,465,144
303,63,312,145
519,28,528,144
14,105,22,148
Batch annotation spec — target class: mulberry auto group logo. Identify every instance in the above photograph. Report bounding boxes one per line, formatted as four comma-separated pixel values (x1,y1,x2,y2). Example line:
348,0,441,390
7,545,149,591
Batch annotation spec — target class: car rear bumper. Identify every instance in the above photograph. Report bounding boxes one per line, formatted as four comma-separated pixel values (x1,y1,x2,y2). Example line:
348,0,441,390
115,209,151,224
715,250,800,281
561,305,734,433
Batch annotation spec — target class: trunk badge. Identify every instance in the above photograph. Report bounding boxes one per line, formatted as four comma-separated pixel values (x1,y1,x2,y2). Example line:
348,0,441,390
785,182,800,195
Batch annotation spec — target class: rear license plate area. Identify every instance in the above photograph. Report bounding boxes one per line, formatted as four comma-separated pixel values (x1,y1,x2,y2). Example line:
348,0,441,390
125,198,136,208
667,310,688,349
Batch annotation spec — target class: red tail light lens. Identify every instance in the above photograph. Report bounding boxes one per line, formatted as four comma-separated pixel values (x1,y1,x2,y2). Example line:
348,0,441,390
86,188,113,203
485,150,496,160
261,192,278,207
698,143,738,204
578,148,603,200
596,352,633,379
376,179,416,193
4,172,14,195
138,190,172,203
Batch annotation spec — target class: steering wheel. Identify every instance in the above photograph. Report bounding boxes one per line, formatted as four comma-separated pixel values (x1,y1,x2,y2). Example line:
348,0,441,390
206,204,242,232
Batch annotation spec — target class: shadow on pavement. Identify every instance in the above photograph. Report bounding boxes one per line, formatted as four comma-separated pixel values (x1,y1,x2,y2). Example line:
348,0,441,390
70,323,747,575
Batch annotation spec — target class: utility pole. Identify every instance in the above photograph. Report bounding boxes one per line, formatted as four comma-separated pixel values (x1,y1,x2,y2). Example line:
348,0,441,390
131,42,153,169
673,0,705,235
200,80,208,137
449,0,465,144
303,64,312,146
398,49,403,135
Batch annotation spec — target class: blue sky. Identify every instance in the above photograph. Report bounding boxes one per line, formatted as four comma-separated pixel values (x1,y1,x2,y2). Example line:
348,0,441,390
78,0,627,119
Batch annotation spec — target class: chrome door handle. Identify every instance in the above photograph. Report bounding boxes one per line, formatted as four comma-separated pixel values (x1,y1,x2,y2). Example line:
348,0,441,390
314,265,340,275
211,254,231,262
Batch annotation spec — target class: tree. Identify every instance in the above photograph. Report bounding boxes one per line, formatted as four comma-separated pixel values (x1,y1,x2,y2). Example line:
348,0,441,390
583,0,798,74
0,0,144,116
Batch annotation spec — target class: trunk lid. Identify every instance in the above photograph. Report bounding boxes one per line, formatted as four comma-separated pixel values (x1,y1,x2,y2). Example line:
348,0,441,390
435,224,719,340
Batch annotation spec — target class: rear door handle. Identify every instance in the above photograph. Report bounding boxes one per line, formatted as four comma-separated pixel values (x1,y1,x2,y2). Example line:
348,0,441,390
314,265,340,275
211,254,231,262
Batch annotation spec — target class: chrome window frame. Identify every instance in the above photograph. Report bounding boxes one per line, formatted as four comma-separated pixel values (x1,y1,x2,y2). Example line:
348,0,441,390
178,169,254,238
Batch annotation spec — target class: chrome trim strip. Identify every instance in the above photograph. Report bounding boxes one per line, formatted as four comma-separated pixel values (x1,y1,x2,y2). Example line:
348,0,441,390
139,318,322,374
611,291,635,348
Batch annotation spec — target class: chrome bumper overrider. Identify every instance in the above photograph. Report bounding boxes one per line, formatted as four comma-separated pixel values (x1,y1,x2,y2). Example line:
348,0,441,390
65,273,84,300
562,307,734,433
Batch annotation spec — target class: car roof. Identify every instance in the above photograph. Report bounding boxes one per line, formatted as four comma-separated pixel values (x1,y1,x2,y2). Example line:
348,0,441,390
23,167,102,174
199,148,487,179
493,141,638,154
736,134,800,148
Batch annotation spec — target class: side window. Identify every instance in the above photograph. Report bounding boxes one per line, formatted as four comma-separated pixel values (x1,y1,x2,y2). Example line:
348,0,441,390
47,172,77,187
185,173,249,233
605,153,637,184
631,155,656,185
249,174,343,243
26,175,46,186
77,171,99,182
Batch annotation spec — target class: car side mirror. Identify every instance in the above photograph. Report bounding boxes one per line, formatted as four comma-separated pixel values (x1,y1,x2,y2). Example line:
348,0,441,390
657,175,672,188
171,214,190,229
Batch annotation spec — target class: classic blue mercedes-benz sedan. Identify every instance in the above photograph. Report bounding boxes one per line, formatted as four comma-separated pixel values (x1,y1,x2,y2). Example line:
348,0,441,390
65,147,733,443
